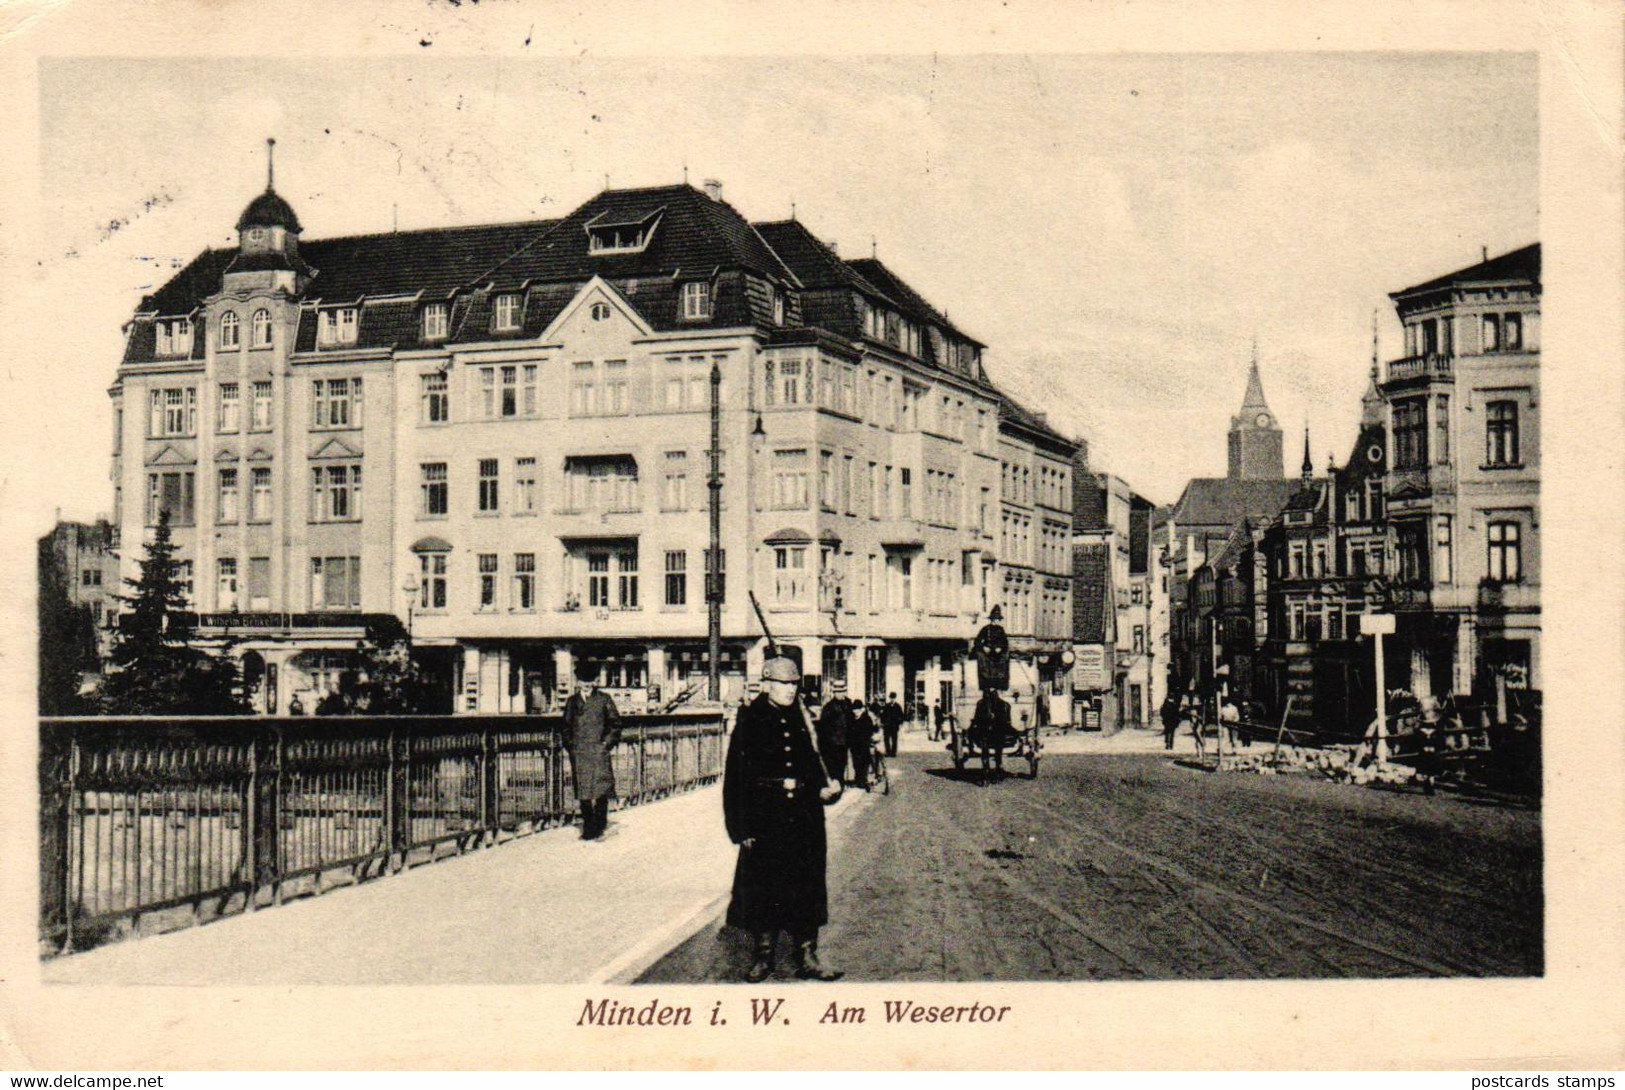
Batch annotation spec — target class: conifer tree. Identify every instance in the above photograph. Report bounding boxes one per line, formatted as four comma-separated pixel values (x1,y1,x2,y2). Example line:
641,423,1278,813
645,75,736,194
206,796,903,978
100,511,248,715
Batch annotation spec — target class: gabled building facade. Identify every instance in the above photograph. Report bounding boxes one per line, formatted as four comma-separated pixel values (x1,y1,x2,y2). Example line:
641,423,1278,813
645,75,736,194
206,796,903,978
109,164,1078,714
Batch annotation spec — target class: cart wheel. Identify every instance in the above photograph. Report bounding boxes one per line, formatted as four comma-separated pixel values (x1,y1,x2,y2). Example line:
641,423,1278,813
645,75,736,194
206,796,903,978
1027,753,1040,779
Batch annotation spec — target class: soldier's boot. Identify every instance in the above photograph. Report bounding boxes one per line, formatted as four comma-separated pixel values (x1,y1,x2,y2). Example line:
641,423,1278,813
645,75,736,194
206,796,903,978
794,935,843,982
744,933,775,983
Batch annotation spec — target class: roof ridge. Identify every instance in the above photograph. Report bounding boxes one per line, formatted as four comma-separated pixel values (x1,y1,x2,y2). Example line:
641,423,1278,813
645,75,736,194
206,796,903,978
301,216,562,247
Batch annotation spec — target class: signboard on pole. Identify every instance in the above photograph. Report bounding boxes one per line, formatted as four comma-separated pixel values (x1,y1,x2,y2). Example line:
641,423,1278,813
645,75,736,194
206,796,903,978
1359,613,1396,636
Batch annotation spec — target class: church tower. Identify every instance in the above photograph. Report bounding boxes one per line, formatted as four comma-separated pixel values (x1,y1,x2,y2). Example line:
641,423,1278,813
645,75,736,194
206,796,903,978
1226,342,1284,478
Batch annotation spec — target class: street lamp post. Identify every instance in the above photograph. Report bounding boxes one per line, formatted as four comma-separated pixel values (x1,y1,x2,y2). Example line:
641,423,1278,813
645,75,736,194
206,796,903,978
401,573,419,647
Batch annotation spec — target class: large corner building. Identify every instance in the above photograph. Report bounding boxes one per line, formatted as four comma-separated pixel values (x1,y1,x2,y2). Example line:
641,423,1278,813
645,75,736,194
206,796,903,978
109,166,1078,714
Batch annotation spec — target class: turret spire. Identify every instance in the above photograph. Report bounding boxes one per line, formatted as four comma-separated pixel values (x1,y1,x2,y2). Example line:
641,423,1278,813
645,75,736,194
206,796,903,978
1360,309,1385,428
1239,339,1271,415
1301,425,1314,480
266,137,276,191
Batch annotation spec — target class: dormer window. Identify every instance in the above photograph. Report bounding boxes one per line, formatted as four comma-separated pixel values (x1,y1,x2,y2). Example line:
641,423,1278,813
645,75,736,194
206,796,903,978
423,302,449,341
493,293,522,332
155,318,193,357
590,302,612,322
249,228,266,245
318,307,358,347
585,208,662,255
681,281,713,321
773,290,786,327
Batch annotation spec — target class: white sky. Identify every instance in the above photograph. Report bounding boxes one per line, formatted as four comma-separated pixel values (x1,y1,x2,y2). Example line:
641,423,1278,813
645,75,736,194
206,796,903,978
27,52,1535,520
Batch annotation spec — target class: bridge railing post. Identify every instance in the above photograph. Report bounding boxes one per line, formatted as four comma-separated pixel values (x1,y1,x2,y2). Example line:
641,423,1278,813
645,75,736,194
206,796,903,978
388,726,411,871
481,725,499,846
249,726,282,907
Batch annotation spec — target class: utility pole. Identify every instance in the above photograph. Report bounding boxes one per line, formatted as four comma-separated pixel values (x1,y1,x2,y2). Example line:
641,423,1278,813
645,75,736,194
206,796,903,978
707,359,723,700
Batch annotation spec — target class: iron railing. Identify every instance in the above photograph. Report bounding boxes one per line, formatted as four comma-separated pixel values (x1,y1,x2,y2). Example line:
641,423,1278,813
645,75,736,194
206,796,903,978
39,711,727,955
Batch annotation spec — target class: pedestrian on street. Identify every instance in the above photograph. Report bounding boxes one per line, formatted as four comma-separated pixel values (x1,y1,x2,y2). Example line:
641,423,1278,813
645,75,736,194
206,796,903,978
931,702,947,742
1159,693,1181,751
563,661,622,841
848,696,876,790
816,685,853,786
881,693,904,757
723,655,844,983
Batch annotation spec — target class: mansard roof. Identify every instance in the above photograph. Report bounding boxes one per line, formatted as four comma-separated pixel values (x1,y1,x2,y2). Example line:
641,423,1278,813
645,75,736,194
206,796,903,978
997,392,1078,453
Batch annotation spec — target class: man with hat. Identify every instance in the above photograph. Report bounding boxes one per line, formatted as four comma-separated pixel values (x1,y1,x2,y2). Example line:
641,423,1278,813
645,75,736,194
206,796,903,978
972,605,1011,694
816,680,854,786
723,654,844,982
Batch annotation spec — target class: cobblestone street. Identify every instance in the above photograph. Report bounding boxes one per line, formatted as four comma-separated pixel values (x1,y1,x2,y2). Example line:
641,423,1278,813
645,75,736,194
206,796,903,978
641,748,1542,982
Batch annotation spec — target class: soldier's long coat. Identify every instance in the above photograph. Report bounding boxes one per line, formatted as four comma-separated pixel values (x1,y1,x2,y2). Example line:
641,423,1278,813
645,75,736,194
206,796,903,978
723,693,829,934
563,689,621,803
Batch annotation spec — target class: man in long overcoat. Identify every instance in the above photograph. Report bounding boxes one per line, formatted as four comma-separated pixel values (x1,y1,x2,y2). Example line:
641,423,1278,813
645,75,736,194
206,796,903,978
816,682,854,786
847,698,876,789
880,693,904,757
724,655,843,982
972,604,1011,693
562,661,621,840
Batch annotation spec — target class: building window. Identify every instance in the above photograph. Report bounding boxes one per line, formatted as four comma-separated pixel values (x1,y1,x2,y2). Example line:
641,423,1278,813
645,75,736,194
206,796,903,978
421,462,448,517
587,552,611,608
318,308,358,347
251,309,273,348
590,301,612,322
217,468,239,523
175,560,193,608
1396,523,1428,584
249,467,272,522
418,553,447,610
616,550,639,609
218,383,240,433
312,377,363,428
421,372,449,424
477,458,500,513
565,456,639,513
777,358,803,405
247,557,270,610
514,457,537,514
1486,401,1520,466
820,450,837,510
146,471,195,525
512,553,536,611
423,302,449,341
773,291,786,326
665,550,687,606
681,281,712,321
217,558,238,612
155,318,193,357
899,467,913,518
569,361,597,416
148,387,197,437
705,547,726,604
1435,515,1453,585
603,360,629,415
311,463,361,521
662,451,688,510
1392,398,1428,469
891,554,914,610
1503,313,1523,350
1434,394,1450,465
309,556,361,610
220,312,240,349
772,449,809,509
251,381,273,430
1481,314,1500,353
774,545,809,604
478,553,498,610
1487,521,1522,583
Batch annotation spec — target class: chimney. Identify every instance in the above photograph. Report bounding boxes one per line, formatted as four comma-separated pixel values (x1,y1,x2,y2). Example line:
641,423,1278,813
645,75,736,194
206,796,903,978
826,239,839,255
1482,245,1489,262
702,178,723,202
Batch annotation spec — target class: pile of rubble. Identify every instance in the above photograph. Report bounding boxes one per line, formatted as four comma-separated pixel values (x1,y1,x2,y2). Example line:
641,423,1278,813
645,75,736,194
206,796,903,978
1218,745,1421,787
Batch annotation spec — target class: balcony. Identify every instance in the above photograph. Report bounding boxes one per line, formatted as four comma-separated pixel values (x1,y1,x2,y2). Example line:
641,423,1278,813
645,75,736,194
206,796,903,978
1384,353,1454,385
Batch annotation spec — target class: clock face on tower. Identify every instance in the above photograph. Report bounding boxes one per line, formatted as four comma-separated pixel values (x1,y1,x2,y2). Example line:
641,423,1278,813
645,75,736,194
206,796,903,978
1254,412,1272,428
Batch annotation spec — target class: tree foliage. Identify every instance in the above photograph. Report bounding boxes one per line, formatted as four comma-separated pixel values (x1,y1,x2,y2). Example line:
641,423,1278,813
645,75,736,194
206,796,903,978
37,539,96,714
314,628,440,715
99,511,249,715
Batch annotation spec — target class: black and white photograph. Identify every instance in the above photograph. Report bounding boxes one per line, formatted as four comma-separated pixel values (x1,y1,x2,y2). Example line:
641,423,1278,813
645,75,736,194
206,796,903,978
5,0,1621,1073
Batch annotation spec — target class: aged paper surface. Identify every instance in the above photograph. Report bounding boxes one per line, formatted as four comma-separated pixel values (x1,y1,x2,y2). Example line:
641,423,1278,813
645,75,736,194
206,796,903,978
0,0,1621,1070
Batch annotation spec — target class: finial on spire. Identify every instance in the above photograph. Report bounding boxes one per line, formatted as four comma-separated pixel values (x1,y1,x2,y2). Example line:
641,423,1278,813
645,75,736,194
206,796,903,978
790,199,797,221
682,163,689,184
1301,425,1314,479
1370,308,1380,380
871,235,877,259
266,137,276,191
